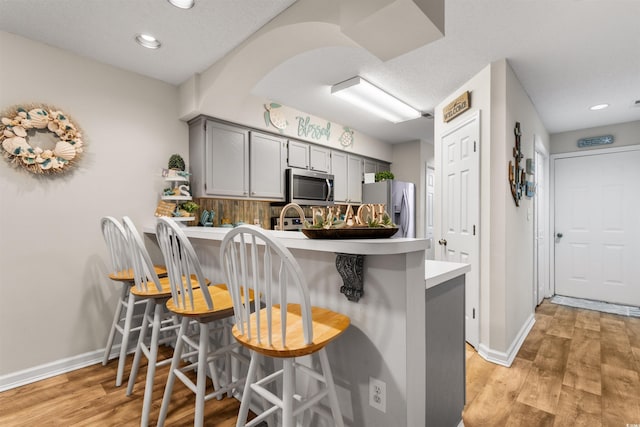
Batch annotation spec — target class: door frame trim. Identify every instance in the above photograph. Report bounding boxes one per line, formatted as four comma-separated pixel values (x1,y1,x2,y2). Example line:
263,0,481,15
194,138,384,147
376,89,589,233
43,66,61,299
549,144,640,297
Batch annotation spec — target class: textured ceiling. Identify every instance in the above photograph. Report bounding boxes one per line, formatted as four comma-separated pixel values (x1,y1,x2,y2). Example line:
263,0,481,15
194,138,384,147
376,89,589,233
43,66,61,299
1,0,639,143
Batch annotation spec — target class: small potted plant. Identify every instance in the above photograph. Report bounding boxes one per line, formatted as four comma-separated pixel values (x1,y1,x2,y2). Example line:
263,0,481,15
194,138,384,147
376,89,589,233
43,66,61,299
375,171,394,182
168,154,186,171
178,201,199,217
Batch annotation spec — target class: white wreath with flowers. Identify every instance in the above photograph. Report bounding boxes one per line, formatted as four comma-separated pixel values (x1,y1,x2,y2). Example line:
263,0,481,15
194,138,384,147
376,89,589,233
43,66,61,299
0,104,84,174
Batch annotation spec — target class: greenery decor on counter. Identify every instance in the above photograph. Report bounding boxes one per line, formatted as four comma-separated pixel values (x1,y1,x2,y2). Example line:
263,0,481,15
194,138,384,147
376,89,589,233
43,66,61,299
375,171,394,181
1,104,85,175
179,201,199,213
168,153,185,171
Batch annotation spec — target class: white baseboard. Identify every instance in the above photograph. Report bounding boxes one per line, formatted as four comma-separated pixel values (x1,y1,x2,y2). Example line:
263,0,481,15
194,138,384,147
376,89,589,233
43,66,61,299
0,347,118,392
477,314,535,367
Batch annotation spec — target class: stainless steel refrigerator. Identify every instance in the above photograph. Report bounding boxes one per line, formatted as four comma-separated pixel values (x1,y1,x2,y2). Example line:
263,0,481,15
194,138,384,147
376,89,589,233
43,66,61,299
363,180,416,238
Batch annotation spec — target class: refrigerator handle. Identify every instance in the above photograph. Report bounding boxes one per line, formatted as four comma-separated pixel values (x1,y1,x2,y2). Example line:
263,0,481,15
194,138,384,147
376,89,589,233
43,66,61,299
400,189,410,237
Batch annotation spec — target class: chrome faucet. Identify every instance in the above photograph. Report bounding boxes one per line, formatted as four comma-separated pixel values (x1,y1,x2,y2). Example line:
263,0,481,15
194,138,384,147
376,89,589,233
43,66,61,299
278,203,306,231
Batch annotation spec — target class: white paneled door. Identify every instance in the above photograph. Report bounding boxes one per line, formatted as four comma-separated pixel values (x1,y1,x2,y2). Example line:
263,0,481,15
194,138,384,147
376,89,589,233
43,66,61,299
554,148,640,306
440,112,479,349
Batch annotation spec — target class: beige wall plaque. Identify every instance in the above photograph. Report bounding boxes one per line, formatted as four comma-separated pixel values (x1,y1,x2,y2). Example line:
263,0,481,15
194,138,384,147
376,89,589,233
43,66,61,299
443,91,470,122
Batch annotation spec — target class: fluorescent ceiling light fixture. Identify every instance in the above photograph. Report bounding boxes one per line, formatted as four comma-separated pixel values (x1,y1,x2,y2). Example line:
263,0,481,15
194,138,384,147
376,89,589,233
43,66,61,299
589,103,609,111
331,76,421,123
135,33,161,49
168,0,195,9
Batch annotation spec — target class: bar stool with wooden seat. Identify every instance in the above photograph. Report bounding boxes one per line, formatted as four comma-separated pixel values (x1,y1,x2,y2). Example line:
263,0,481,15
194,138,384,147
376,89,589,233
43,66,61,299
220,225,351,427
121,216,184,427
155,217,252,427
100,216,167,387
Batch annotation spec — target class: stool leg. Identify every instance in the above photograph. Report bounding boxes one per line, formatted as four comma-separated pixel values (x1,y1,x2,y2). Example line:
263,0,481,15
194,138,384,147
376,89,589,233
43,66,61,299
140,301,162,427
282,358,295,427
116,288,136,387
157,316,189,427
236,352,259,427
318,348,344,427
126,299,152,396
102,283,128,366
194,322,209,427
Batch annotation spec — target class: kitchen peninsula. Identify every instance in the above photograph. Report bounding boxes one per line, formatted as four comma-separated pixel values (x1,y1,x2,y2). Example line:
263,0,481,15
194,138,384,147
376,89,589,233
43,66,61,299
144,225,467,427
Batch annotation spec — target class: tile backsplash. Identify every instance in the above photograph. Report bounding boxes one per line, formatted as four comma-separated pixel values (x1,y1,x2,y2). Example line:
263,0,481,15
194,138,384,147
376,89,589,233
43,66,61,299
190,199,317,229
193,198,271,228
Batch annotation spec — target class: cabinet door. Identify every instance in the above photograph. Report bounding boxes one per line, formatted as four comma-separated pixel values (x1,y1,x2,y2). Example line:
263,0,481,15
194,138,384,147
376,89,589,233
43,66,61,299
347,154,363,203
363,158,377,175
377,161,391,173
288,140,309,169
331,150,348,203
205,120,249,197
250,131,286,200
309,145,330,172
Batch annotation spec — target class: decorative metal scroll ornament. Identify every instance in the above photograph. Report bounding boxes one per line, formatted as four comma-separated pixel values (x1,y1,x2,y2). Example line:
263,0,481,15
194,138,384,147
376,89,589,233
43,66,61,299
0,104,85,174
336,253,365,302
509,122,524,206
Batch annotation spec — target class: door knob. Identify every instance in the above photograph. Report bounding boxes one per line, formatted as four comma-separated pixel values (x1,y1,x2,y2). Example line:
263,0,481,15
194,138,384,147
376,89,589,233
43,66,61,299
438,239,447,246
556,232,563,238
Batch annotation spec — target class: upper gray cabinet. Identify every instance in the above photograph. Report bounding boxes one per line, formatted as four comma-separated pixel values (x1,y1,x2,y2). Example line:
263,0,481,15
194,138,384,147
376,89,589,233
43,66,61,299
331,150,362,203
287,140,309,169
364,158,392,176
287,140,331,173
309,145,331,172
347,154,363,203
189,118,285,201
249,131,286,200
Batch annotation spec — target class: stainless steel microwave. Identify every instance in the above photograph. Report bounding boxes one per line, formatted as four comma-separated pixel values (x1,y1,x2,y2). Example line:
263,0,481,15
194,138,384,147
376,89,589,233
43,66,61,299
286,168,334,206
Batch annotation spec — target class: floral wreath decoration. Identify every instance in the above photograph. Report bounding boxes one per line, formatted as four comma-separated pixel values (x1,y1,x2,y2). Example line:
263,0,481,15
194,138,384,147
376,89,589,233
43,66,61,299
0,104,84,174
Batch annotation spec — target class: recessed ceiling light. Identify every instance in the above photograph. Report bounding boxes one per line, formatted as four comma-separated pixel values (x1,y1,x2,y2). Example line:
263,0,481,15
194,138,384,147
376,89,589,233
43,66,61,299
168,0,195,9
589,103,609,111
135,33,161,49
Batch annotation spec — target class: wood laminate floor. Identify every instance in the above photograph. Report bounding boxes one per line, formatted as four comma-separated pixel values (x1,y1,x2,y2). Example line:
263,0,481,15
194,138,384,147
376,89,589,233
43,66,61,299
2,300,639,426
464,299,640,427
0,345,255,427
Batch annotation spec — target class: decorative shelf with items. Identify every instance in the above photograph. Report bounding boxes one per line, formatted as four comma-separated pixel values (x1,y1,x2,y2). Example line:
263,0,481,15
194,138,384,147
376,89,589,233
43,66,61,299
154,154,198,224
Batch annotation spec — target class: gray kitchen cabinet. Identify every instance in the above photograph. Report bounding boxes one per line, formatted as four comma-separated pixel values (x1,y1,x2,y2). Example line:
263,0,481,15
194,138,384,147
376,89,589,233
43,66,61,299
309,145,330,172
250,131,286,200
347,154,363,203
377,161,391,174
287,140,309,169
364,158,391,176
189,117,285,200
189,119,248,198
363,158,377,176
331,150,348,202
288,140,330,173
331,151,362,203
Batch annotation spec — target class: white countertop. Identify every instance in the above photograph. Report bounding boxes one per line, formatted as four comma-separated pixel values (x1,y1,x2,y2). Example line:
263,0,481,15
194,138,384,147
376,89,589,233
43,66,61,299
425,260,470,290
144,223,429,256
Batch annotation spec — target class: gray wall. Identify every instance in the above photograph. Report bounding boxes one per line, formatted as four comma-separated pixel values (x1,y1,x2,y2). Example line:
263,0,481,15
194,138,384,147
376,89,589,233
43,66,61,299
0,31,187,378
550,120,640,154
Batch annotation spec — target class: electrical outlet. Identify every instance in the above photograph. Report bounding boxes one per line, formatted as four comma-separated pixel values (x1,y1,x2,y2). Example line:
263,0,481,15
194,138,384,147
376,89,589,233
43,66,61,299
369,377,386,413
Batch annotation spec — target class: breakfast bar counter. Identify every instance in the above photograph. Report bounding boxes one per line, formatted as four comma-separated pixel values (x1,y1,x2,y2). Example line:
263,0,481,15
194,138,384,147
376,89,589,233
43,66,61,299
144,225,466,427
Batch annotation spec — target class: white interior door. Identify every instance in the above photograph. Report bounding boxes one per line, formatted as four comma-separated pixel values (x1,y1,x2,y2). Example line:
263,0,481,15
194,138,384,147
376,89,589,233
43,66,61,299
439,113,480,349
425,165,435,260
554,148,640,306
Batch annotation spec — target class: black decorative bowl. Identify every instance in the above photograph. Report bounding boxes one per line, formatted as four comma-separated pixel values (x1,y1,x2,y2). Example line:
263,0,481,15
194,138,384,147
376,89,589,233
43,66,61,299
300,226,399,239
